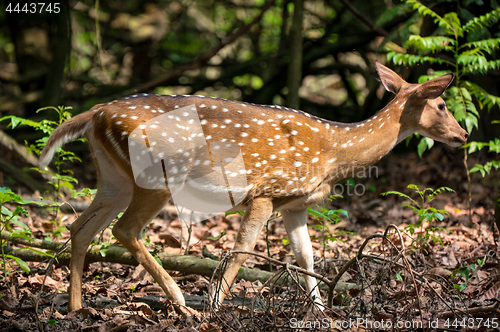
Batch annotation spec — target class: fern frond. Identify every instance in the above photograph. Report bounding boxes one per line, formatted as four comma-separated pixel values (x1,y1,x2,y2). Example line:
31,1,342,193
463,81,500,111
443,12,463,38
405,35,455,53
458,54,500,75
460,38,500,55
431,187,455,200
381,190,418,206
418,71,453,83
447,86,466,121
463,7,500,33
387,51,452,66
406,0,459,36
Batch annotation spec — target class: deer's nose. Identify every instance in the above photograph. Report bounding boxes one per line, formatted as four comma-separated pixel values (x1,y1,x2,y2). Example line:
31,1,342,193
456,130,468,145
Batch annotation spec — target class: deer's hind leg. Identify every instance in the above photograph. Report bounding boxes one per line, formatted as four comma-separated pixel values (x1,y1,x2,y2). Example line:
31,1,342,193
111,185,185,306
68,149,133,311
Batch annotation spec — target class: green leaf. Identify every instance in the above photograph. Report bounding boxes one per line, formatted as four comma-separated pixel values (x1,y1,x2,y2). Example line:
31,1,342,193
4,255,30,274
460,38,500,55
9,218,30,230
381,190,418,206
417,137,434,157
26,248,53,258
463,81,500,112
1,205,12,218
0,187,24,204
442,12,463,37
47,319,59,326
418,70,453,83
206,231,226,241
406,0,455,35
155,256,163,266
387,51,450,67
405,35,455,53
463,7,500,33
470,164,485,176
225,211,245,216
465,114,479,132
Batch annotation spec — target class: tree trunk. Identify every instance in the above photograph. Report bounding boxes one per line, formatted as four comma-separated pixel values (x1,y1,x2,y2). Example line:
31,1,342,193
286,0,304,110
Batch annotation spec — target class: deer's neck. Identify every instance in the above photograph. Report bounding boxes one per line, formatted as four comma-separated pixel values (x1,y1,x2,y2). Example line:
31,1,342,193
323,100,411,180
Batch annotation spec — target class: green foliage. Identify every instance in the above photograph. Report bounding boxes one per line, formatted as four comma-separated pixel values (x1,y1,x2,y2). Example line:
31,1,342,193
382,184,453,253
382,184,453,223
99,241,111,257
206,231,226,241
386,0,500,155
307,195,351,256
0,106,99,269
451,256,486,294
47,319,59,326
465,137,500,176
0,106,82,195
0,188,31,276
144,237,163,267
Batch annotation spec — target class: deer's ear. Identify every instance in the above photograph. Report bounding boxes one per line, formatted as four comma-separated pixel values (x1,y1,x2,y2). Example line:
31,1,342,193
414,73,454,99
375,61,406,94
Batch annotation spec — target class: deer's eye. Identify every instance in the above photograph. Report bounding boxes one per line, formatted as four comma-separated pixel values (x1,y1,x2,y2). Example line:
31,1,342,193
438,103,446,111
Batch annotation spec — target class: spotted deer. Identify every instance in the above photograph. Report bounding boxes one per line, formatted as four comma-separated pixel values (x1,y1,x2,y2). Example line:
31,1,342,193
40,62,467,313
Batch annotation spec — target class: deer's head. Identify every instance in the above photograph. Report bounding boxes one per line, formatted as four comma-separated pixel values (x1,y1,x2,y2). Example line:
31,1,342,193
375,61,468,147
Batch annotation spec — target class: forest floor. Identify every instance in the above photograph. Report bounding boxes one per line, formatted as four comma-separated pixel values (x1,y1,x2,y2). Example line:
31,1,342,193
1,147,500,331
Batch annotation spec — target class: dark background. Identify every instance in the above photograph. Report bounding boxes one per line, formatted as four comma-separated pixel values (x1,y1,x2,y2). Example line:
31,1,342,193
0,0,499,190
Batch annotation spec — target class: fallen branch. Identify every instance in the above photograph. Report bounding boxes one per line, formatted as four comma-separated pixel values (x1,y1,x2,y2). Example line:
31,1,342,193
438,302,500,318
2,229,360,297
1,230,63,251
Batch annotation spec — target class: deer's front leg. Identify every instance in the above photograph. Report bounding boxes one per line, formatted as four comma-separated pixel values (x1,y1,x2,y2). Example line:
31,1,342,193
210,196,273,308
282,208,324,309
